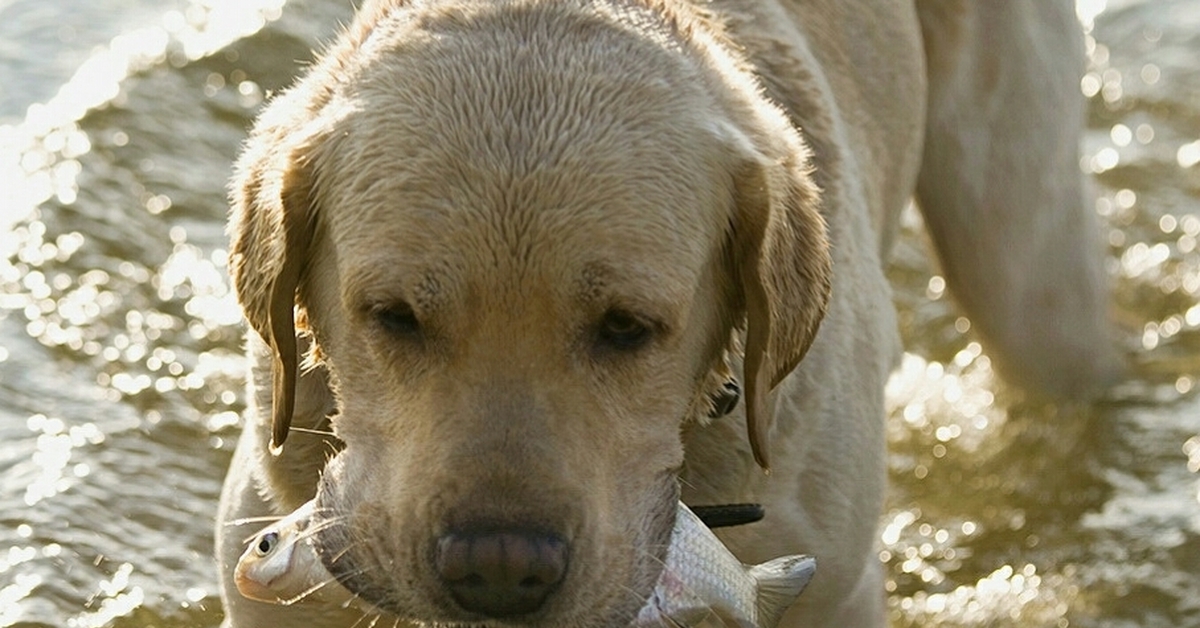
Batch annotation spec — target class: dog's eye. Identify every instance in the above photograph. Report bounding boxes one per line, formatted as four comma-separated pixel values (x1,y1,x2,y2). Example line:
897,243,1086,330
370,302,421,337
596,309,653,352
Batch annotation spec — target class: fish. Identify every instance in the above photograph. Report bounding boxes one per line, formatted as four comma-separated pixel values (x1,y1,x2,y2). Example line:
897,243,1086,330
233,499,355,606
234,500,815,628
635,504,815,628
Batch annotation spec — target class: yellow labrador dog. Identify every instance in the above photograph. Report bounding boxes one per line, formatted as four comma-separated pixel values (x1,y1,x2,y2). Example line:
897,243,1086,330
215,0,1118,626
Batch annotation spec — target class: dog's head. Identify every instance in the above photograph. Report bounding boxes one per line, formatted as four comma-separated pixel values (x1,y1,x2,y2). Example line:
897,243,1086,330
228,0,829,624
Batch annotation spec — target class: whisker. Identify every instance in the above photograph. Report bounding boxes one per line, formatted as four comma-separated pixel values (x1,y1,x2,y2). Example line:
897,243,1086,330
617,581,651,607
339,586,370,611
290,426,338,437
300,513,351,538
651,612,690,628
232,504,349,548
638,544,671,569
298,521,364,564
281,564,371,606
329,540,364,566
295,509,351,539
348,608,380,628
226,514,285,528
238,522,288,545
621,582,683,628
347,603,385,628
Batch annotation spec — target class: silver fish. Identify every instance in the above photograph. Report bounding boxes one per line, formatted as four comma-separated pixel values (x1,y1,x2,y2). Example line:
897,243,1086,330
234,501,815,627
636,504,815,628
233,500,355,606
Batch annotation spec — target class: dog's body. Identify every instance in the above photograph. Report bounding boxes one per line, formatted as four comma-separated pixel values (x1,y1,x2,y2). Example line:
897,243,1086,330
215,1,1118,627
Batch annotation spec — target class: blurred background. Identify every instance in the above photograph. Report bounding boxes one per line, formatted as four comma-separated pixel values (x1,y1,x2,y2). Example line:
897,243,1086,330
0,0,1197,626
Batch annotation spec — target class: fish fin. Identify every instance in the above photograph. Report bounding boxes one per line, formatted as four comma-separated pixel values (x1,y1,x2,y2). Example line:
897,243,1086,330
749,555,816,628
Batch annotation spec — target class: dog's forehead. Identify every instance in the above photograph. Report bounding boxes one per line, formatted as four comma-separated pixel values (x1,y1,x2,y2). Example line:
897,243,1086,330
326,162,723,315
319,0,733,208
314,5,737,308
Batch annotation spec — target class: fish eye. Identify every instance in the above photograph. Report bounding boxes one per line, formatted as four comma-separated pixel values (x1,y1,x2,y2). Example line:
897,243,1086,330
255,532,279,556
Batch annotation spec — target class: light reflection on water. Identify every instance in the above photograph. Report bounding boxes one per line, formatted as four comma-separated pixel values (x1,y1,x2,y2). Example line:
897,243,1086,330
881,1,1200,625
0,0,1197,626
0,0,282,238
0,0,317,626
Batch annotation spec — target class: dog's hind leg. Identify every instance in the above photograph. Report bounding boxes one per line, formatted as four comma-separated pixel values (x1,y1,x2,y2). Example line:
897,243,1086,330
913,0,1124,398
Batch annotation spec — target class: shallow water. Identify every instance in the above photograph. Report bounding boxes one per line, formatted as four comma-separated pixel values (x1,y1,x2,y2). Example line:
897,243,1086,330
0,1,1197,626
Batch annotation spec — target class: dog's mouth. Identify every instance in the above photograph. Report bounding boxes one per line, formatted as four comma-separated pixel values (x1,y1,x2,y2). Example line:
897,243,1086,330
310,454,679,627
309,462,402,614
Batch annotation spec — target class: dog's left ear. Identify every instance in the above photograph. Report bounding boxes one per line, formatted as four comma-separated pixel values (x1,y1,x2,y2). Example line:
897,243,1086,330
732,145,832,471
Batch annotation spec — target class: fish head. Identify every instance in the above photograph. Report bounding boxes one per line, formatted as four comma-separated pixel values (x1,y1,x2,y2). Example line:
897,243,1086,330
235,527,298,602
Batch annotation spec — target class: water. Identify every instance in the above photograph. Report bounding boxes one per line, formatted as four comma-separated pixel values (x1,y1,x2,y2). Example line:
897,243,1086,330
0,1,1196,626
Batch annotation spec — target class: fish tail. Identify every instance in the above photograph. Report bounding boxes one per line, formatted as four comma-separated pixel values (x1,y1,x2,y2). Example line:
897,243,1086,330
749,555,817,628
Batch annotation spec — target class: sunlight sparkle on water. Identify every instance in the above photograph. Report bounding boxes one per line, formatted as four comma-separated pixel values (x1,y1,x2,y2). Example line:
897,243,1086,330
1076,0,1107,32
0,574,44,625
1089,147,1120,173
22,416,105,506
66,564,145,628
1185,437,1200,473
886,350,999,454
0,0,290,234
892,564,1075,628
1179,140,1200,169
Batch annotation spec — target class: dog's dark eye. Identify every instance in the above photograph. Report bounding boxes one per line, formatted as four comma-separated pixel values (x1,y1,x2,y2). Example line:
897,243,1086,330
596,309,653,352
371,302,421,337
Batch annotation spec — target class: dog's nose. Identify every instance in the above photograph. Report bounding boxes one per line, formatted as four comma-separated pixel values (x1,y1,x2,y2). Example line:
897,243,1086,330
435,527,568,617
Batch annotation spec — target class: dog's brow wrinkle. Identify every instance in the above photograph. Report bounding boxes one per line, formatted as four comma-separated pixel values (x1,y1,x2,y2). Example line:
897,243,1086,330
413,270,444,310
577,262,608,302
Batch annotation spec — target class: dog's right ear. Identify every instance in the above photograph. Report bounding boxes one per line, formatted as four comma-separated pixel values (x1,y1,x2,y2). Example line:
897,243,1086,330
228,114,330,454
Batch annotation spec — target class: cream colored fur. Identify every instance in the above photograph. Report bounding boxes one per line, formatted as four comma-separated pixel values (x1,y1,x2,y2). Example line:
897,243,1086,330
215,1,1118,627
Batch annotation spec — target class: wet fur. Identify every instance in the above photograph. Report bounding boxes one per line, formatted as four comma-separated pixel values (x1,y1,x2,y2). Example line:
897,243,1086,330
215,0,1118,626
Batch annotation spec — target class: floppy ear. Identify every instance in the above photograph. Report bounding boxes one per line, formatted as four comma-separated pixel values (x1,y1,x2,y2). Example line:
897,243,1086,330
732,152,832,471
228,124,323,455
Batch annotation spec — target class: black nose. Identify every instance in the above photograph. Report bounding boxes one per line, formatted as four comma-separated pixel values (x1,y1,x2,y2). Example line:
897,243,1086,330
435,527,568,617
